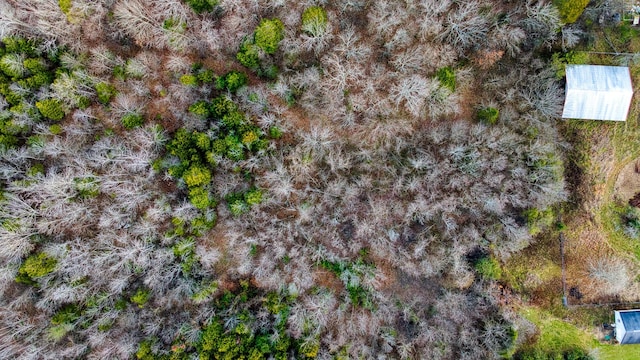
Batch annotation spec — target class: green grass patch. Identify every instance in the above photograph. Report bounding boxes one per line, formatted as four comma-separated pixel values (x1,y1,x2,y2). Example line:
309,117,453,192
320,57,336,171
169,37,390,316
598,344,640,360
515,307,640,359
519,307,597,354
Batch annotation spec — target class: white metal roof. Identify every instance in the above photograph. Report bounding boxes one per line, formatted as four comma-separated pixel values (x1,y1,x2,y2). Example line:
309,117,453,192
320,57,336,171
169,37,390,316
562,65,633,121
615,310,640,344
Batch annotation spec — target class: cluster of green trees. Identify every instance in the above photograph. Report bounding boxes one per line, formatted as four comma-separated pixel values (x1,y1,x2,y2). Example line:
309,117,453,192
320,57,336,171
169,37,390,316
181,66,248,94
165,95,268,210
237,18,284,78
136,284,316,360
0,37,71,149
225,188,263,216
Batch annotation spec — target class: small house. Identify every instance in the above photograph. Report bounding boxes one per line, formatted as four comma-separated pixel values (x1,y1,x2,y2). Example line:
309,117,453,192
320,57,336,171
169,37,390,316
562,65,633,121
615,309,640,344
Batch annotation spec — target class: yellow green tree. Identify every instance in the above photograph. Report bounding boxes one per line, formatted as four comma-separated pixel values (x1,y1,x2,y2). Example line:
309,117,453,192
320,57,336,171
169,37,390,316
553,0,588,24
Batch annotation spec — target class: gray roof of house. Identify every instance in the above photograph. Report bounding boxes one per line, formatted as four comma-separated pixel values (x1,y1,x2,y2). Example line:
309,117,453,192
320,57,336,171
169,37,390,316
620,310,640,344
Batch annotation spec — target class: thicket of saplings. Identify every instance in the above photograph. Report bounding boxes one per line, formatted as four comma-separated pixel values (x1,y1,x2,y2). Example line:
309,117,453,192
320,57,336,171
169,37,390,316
0,0,596,359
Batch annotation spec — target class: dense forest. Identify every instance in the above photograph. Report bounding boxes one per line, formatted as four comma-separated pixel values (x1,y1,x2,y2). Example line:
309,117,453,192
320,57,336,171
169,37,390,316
0,0,629,359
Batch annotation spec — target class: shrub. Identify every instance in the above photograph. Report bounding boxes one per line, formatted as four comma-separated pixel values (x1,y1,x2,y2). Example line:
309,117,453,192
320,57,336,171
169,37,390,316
209,96,238,118
48,323,74,342
122,60,145,79
194,131,211,151
189,186,213,210
16,252,57,285
27,163,45,177
163,17,186,32
74,176,100,199
49,124,63,135
320,258,375,309
244,188,263,206
228,199,249,216
121,112,144,129
523,207,555,236
113,65,126,80
552,0,588,24
226,192,250,216
22,72,52,89
622,205,640,239
95,82,117,104
0,53,26,78
436,66,456,92
183,165,211,188
131,288,151,308
184,0,219,14
477,107,499,125
528,152,563,182
301,6,328,37
237,40,261,70
260,64,279,80
180,74,199,87
51,304,81,327
36,98,65,121
474,256,502,280
299,339,320,358
254,18,284,54
217,71,247,93
2,37,39,56
221,110,245,129
189,100,210,118
197,68,215,83
269,126,282,139
136,340,156,360
23,58,47,74
58,0,72,16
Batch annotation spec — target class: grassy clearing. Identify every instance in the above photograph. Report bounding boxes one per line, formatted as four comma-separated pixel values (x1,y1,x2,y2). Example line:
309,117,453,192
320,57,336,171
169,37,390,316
520,307,597,354
518,307,640,359
598,343,640,360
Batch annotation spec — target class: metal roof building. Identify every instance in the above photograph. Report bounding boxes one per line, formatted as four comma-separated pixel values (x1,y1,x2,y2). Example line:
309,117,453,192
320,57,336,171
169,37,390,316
615,310,640,344
562,65,633,121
